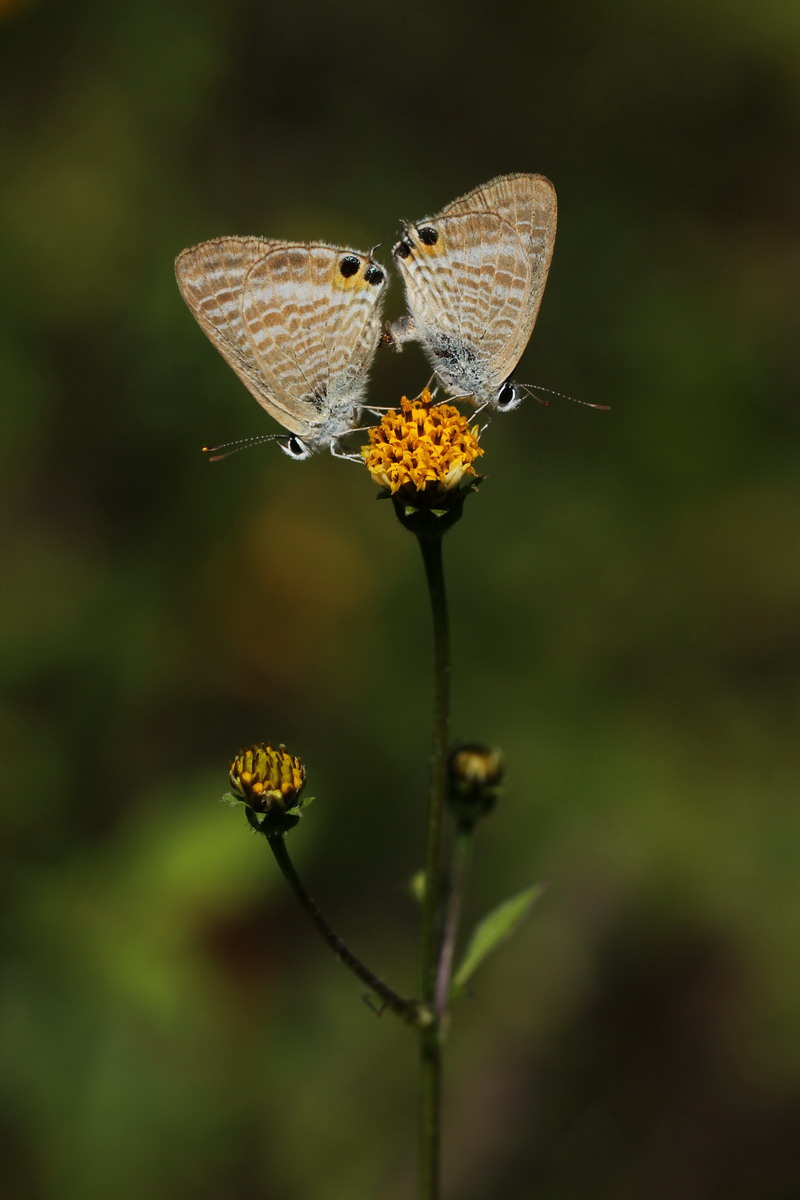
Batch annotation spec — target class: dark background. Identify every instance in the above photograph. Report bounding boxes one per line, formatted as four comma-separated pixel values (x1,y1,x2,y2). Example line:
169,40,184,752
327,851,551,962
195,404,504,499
2,0,800,1196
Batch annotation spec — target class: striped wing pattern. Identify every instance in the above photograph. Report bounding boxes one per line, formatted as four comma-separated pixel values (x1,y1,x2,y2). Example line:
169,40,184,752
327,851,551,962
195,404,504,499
393,174,557,405
176,238,386,451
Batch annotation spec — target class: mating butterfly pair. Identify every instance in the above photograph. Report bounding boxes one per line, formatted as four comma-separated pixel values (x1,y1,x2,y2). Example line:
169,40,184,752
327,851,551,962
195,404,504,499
175,173,557,459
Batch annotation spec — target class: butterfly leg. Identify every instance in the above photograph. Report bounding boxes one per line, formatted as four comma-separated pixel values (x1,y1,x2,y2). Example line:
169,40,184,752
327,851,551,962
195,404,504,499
424,374,443,402
329,440,366,464
467,401,494,435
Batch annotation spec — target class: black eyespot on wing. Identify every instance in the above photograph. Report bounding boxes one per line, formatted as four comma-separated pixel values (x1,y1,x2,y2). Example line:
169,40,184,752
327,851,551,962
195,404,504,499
394,239,413,260
418,226,439,246
339,255,361,278
364,265,384,286
497,382,517,409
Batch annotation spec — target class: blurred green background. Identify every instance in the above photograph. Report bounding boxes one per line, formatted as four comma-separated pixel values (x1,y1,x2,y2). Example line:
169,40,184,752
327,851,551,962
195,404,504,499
2,0,800,1196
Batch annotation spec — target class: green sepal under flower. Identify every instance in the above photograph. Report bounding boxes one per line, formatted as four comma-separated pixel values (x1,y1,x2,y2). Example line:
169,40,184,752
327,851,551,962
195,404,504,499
225,790,315,834
390,474,484,537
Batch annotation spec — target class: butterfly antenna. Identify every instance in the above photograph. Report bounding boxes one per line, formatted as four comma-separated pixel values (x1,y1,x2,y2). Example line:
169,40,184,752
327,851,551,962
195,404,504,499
520,383,610,411
201,434,281,463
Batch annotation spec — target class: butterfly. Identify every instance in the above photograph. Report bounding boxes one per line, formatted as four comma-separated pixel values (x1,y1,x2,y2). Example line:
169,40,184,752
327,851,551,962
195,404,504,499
388,173,557,413
175,238,387,458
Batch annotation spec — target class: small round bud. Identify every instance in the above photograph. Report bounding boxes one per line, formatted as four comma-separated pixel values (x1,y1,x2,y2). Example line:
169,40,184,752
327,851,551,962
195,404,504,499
447,742,504,828
229,742,307,833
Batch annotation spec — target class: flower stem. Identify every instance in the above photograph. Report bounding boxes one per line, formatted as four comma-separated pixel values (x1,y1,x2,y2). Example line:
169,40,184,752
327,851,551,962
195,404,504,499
435,826,474,1022
420,1024,442,1199
251,815,424,1028
417,531,451,1200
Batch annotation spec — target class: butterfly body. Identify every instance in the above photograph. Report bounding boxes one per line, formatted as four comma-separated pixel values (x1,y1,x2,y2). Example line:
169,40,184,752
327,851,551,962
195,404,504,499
175,237,387,457
389,173,557,411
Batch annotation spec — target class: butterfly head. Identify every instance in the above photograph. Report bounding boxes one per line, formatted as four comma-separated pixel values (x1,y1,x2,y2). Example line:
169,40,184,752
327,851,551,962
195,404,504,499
393,221,444,264
494,380,523,412
279,434,314,461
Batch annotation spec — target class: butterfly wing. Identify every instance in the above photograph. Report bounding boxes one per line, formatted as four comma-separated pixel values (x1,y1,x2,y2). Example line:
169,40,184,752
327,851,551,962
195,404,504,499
175,236,287,415
438,174,557,383
393,174,557,401
241,244,386,444
176,239,386,449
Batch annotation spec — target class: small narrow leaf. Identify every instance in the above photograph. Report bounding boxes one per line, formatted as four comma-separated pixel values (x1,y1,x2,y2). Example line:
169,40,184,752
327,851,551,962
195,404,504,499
409,870,426,904
452,883,545,993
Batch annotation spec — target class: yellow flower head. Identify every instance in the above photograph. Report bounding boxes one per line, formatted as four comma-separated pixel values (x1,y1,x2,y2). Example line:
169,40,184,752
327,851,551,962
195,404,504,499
362,389,483,499
229,743,306,816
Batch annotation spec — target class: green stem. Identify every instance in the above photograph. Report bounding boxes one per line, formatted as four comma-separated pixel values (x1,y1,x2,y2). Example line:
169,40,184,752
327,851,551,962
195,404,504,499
420,1024,442,1199
417,532,451,1200
418,533,450,1002
252,816,424,1028
435,826,474,1022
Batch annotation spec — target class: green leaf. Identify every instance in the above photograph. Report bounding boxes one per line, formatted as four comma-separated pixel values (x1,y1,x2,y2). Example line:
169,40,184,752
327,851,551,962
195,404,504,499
408,869,426,904
452,883,545,994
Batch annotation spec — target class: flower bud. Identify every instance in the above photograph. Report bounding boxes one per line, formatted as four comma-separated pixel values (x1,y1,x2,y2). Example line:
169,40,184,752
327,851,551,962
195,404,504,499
447,742,504,829
228,742,307,833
